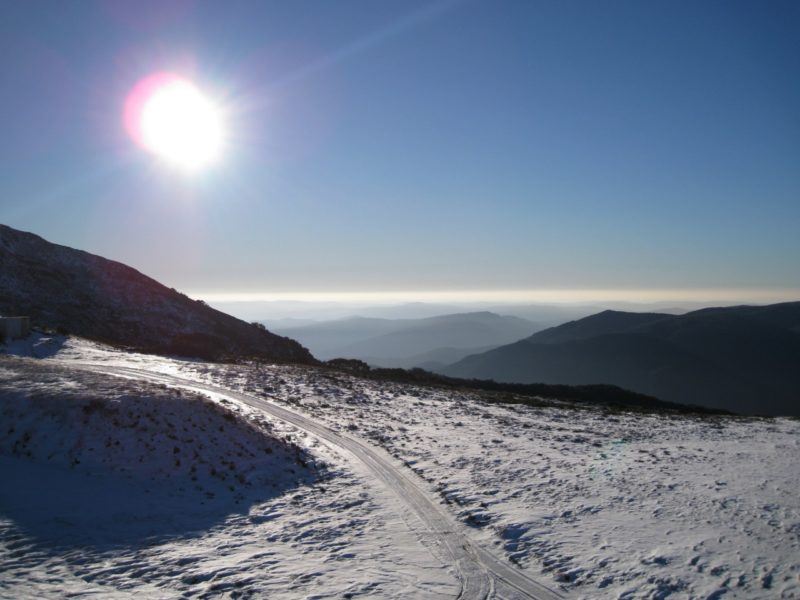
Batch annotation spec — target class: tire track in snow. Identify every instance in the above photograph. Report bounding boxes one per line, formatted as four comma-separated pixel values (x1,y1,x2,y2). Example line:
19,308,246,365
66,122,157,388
75,364,564,600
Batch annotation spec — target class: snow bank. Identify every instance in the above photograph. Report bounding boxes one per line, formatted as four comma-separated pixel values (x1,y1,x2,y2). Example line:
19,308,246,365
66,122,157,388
0,360,309,495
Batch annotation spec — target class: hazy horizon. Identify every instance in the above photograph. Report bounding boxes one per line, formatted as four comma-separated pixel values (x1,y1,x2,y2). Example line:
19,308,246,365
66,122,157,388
197,288,800,324
195,287,800,306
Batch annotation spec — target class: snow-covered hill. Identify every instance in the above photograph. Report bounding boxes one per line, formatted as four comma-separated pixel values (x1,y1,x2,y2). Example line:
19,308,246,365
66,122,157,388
2,335,798,598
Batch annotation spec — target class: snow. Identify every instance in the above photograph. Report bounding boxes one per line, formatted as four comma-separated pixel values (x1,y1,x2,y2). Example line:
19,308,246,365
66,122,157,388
179,360,800,599
2,333,799,598
0,360,309,486
0,341,455,598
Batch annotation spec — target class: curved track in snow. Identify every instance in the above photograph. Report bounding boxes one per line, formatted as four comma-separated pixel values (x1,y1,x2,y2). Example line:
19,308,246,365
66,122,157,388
77,364,564,600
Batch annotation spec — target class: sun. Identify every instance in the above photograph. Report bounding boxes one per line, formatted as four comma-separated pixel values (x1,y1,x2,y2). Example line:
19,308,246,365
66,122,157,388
125,73,224,170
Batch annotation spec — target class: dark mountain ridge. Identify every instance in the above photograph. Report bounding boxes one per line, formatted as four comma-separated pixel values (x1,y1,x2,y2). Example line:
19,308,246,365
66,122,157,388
0,224,314,363
446,303,800,415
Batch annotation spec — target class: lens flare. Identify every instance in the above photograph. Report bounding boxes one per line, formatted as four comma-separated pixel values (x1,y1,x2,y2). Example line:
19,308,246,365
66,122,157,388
124,73,224,170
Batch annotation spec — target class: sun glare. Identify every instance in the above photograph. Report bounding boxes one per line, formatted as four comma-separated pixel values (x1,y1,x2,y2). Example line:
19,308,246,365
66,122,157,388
125,73,224,170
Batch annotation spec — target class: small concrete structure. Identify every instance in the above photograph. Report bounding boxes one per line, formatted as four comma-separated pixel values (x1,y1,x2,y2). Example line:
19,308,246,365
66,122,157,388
0,317,31,341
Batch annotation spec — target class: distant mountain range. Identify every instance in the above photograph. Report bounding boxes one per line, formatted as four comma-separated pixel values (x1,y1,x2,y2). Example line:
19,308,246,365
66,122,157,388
0,224,314,363
364,344,498,371
272,312,540,364
444,303,800,415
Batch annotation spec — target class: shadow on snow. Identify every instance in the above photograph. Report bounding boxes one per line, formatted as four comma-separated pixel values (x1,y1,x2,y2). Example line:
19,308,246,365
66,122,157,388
0,454,313,552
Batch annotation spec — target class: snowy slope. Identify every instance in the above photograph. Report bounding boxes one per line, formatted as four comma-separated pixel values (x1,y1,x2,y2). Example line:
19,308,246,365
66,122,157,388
0,349,456,599
184,360,800,599
2,334,799,598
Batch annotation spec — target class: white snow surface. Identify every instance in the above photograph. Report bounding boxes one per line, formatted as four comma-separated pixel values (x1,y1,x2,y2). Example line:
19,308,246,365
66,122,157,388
0,337,455,599
2,333,799,599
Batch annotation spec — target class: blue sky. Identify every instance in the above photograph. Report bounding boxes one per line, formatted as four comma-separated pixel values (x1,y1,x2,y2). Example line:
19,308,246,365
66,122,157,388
1,0,798,303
